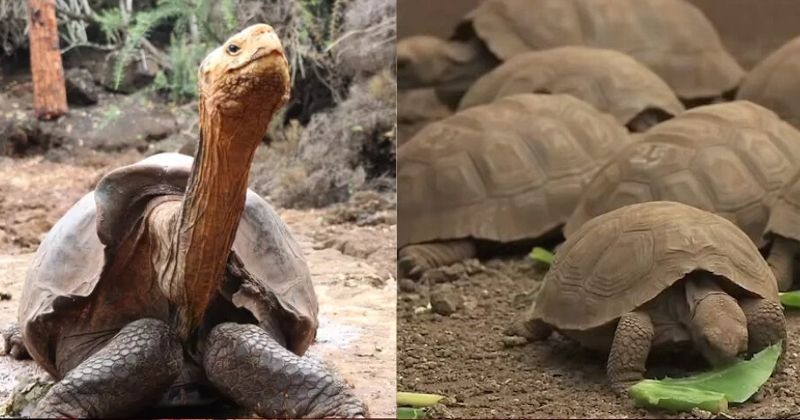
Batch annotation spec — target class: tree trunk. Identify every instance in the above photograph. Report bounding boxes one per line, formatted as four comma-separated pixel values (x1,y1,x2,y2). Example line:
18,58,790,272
27,0,68,120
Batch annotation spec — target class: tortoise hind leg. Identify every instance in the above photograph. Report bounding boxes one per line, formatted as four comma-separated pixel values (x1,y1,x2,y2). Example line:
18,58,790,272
33,318,182,418
1,324,30,359
607,311,654,396
202,322,366,418
398,240,477,279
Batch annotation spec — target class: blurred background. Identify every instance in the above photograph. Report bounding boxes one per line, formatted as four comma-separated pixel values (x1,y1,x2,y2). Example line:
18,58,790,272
398,0,800,69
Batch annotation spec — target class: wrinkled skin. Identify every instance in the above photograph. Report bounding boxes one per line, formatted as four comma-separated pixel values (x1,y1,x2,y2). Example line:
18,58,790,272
3,24,366,419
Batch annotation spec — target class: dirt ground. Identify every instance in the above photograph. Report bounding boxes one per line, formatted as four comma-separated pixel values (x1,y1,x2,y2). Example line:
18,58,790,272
0,152,397,418
397,257,800,418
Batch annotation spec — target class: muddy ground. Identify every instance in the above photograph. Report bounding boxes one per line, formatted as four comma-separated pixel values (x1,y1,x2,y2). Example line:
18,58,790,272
0,144,397,416
397,257,800,418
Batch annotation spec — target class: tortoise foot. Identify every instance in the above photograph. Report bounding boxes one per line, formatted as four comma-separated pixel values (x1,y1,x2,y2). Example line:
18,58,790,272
1,324,29,360
203,322,367,418
33,318,181,418
398,240,477,279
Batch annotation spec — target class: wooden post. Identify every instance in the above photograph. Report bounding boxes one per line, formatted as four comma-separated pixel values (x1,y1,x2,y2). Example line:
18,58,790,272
27,0,68,120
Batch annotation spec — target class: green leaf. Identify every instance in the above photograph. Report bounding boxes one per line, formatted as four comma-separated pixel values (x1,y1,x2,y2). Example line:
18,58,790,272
397,391,444,407
397,407,426,419
631,382,728,413
780,291,800,308
630,341,782,412
529,247,554,265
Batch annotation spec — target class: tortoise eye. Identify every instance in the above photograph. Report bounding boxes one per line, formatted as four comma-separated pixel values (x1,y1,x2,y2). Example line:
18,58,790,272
227,44,241,54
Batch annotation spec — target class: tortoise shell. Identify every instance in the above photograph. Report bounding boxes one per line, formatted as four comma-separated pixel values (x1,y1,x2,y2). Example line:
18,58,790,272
737,36,800,128
18,153,318,376
765,169,800,244
458,46,685,127
460,0,743,100
565,101,800,248
533,201,778,332
398,93,632,248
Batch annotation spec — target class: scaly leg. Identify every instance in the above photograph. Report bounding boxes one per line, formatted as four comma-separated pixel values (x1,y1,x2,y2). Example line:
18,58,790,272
1,324,29,359
202,322,366,418
398,240,477,279
767,235,798,291
33,318,182,418
607,311,654,396
740,298,787,355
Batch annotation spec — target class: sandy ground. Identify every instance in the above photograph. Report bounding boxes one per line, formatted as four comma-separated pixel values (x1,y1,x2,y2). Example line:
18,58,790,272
398,258,800,419
0,154,397,418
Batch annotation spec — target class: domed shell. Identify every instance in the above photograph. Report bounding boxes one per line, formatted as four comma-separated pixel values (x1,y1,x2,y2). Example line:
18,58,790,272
18,153,318,375
463,0,743,100
565,101,800,247
737,36,800,128
398,94,632,248
458,46,684,127
533,201,778,332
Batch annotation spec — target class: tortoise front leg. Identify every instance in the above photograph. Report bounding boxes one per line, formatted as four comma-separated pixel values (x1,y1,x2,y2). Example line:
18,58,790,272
767,235,798,291
202,322,366,418
33,318,182,418
1,324,29,359
607,311,654,396
739,298,787,354
398,240,477,279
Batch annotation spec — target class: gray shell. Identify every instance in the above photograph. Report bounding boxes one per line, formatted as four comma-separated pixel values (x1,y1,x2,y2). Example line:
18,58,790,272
18,153,318,375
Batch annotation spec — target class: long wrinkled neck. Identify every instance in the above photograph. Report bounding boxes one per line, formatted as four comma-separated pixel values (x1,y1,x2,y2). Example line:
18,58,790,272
170,101,267,338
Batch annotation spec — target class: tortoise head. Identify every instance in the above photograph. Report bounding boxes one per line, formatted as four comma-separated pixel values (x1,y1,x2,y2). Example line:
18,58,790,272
197,23,290,118
690,292,748,367
397,35,475,89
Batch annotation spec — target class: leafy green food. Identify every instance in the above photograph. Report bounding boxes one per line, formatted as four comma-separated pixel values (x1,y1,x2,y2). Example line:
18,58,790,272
397,391,444,407
397,407,427,419
779,291,800,308
529,247,554,265
630,341,781,412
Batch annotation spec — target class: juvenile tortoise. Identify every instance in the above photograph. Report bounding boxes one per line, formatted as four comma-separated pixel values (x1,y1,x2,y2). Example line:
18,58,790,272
737,36,800,129
398,93,632,278
0,25,366,418
508,201,785,394
458,46,685,132
565,101,800,269
397,0,743,108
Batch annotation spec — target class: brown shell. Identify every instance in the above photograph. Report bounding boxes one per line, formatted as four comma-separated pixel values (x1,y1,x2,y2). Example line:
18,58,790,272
737,36,800,128
398,93,632,248
533,201,778,331
398,88,453,147
18,153,318,374
459,47,684,126
565,101,800,248
765,170,800,243
465,0,744,99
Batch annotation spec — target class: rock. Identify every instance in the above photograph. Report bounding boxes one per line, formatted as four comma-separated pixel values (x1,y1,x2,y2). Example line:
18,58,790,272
0,375,54,417
430,284,464,316
100,51,159,94
145,132,196,156
398,278,417,293
64,68,100,106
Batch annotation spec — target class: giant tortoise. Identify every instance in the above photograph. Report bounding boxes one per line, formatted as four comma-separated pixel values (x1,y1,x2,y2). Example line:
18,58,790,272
397,0,743,107
458,46,685,132
737,36,800,129
398,93,632,278
565,101,800,276
508,201,785,394
0,25,365,418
